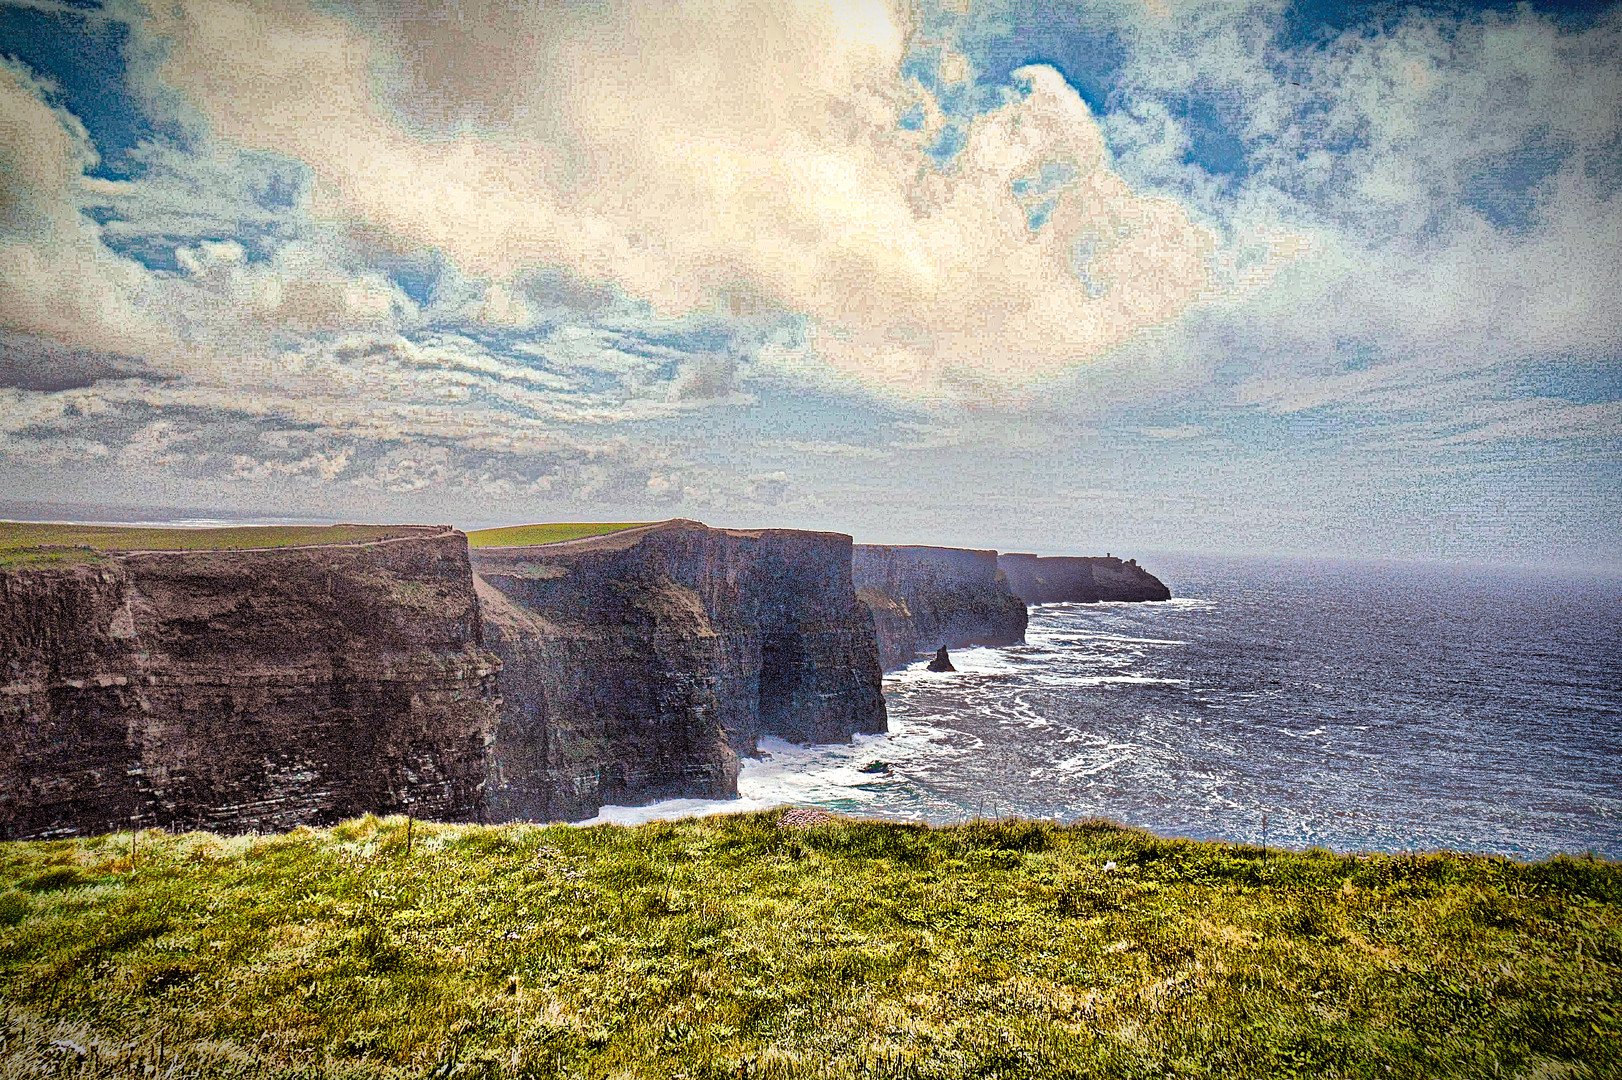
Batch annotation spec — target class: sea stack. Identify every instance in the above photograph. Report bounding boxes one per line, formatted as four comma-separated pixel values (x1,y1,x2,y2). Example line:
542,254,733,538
927,646,955,672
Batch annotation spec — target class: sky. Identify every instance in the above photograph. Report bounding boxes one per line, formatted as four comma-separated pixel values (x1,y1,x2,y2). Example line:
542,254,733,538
0,0,1617,565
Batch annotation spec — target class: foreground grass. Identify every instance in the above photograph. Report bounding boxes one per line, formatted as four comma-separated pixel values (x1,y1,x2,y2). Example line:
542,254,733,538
467,523,655,548
0,522,434,566
1,814,1617,1079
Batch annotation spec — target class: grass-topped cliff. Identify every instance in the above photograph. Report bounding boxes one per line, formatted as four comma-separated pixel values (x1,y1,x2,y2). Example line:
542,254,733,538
0,523,442,567
467,523,654,548
1,813,1616,1079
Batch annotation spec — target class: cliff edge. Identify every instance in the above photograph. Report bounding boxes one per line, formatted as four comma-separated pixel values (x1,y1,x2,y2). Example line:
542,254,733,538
852,545,1028,670
0,527,500,839
471,520,886,822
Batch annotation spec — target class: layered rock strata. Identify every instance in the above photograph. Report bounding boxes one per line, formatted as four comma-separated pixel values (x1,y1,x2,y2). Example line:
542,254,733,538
0,530,500,840
853,545,1028,670
997,554,1171,604
472,520,886,822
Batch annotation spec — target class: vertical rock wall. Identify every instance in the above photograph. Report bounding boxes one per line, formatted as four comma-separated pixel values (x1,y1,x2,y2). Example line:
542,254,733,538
852,545,1028,670
472,520,887,822
997,553,1171,604
997,553,1044,606
0,531,500,839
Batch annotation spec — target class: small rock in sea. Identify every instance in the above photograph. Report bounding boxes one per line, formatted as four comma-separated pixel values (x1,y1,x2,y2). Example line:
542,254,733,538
858,761,891,774
927,646,955,672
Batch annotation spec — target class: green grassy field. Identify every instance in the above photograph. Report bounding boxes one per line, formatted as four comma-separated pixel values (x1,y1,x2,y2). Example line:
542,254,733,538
466,523,655,548
0,523,434,567
1,813,1616,1079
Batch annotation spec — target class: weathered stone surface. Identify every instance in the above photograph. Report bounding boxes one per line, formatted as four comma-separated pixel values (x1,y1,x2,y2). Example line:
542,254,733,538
997,553,1171,604
473,520,886,822
853,545,1027,670
997,553,1045,605
0,530,500,839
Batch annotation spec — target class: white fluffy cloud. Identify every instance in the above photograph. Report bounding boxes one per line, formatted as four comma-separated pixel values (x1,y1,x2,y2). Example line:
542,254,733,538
1094,1,1622,380
126,0,1218,393
0,60,174,359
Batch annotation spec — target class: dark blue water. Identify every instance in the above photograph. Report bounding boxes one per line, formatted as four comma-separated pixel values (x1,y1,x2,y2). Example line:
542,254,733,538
729,557,1622,859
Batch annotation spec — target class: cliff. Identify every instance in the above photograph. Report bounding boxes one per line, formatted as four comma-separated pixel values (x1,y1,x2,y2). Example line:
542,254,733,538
852,545,1028,670
471,520,886,822
997,553,1171,604
0,528,500,840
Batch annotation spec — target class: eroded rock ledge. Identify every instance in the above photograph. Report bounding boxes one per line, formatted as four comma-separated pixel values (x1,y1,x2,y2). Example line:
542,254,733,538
0,530,499,840
472,520,886,822
853,545,1028,670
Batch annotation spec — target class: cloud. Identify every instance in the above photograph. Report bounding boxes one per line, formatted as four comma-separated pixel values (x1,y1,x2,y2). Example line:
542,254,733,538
0,329,159,390
0,60,174,359
123,0,1219,394
1444,399,1622,445
1093,1,1622,374
169,238,418,334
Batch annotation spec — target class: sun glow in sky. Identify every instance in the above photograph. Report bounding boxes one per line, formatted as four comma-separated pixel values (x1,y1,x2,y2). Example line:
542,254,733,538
0,0,1618,565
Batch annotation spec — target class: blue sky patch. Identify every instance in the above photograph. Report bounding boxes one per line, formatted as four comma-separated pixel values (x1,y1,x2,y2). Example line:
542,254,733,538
0,3,155,178
1277,0,1618,49
963,2,1126,116
927,124,967,167
388,257,444,309
1514,359,1622,406
1178,97,1252,181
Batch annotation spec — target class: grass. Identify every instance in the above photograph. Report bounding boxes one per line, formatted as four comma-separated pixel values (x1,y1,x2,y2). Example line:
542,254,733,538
0,813,1617,1079
467,523,656,548
0,523,436,567
0,521,654,566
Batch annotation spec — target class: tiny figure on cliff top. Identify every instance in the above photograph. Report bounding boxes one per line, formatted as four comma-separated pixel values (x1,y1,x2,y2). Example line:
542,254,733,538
928,646,955,672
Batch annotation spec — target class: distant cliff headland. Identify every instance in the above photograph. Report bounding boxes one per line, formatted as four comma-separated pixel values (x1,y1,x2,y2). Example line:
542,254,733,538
853,544,1027,671
998,551,1172,604
0,519,1169,838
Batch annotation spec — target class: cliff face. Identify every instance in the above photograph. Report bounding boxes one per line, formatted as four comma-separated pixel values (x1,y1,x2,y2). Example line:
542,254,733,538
472,521,886,822
0,531,500,840
852,545,1028,670
996,554,1171,604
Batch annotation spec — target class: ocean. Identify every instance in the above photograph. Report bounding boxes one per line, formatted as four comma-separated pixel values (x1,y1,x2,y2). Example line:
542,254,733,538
586,556,1622,861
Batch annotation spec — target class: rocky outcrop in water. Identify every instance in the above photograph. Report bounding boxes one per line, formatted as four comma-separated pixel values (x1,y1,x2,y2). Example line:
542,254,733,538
853,545,1028,670
0,530,500,840
927,646,955,672
472,520,886,822
997,553,1171,604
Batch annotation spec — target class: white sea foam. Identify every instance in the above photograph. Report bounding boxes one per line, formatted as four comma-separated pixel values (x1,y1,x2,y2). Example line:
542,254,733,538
571,796,772,827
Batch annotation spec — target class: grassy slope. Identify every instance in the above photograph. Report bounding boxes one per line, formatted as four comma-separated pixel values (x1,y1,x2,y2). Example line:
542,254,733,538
0,523,433,568
1,814,1617,1079
467,523,655,548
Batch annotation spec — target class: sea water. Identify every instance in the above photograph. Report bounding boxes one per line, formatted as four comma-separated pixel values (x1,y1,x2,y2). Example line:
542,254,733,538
582,556,1622,860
